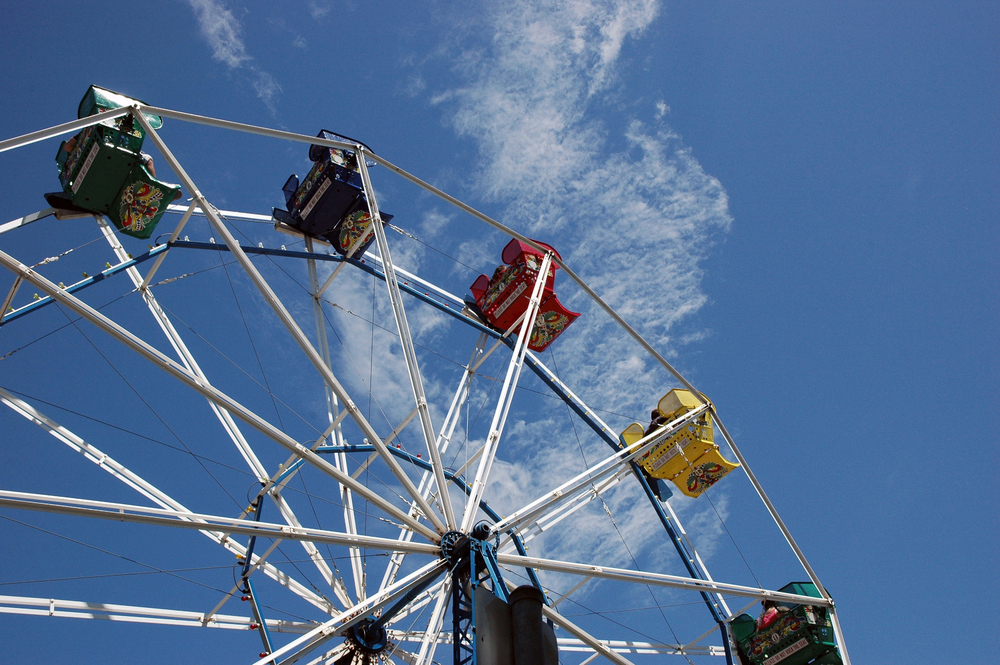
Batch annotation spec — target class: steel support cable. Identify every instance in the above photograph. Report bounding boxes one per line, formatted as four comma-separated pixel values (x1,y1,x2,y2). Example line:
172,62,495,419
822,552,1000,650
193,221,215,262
1,512,317,625
216,244,287,431
156,300,321,433
544,347,693,659
0,385,396,527
58,309,244,511
0,290,131,362
0,514,233,596
705,493,762,588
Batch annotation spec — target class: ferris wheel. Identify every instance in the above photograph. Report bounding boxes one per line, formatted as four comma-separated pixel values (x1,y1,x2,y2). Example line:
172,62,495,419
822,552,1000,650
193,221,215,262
0,87,850,665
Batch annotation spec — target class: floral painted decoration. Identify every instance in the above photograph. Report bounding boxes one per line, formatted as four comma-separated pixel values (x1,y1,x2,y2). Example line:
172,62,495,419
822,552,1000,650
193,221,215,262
118,181,165,234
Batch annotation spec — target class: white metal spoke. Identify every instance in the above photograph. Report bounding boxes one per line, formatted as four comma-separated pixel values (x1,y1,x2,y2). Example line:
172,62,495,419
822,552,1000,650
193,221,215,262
557,638,724,657
306,237,364,603
524,352,617,435
0,387,336,613
460,252,553,532
0,595,313,633
413,577,451,665
507,466,632,550
0,490,440,558
542,605,635,665
0,246,439,542
358,151,456,530
379,337,484,595
0,108,130,153
133,110,446,536
497,551,832,606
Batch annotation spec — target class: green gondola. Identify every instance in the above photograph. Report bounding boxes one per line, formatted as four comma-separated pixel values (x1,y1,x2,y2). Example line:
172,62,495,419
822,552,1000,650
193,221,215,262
731,582,842,665
46,85,180,239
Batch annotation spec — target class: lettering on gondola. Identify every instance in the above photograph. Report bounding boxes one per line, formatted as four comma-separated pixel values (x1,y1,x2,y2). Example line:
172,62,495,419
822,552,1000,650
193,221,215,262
649,440,684,470
300,177,331,220
72,142,101,194
494,281,526,318
763,637,809,665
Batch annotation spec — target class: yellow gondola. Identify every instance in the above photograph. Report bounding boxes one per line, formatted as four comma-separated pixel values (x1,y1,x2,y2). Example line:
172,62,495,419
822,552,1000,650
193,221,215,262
621,389,739,498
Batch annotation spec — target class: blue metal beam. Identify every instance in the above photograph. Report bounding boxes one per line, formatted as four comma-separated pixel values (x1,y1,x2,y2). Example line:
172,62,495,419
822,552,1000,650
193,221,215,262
0,244,167,326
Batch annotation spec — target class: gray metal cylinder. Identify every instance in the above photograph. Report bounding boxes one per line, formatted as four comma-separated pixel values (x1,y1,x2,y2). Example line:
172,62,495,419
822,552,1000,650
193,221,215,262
509,585,546,665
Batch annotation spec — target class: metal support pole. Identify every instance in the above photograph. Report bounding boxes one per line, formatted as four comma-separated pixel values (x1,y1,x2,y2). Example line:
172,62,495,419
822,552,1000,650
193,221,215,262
305,237,364,601
357,150,456,530
460,253,553,532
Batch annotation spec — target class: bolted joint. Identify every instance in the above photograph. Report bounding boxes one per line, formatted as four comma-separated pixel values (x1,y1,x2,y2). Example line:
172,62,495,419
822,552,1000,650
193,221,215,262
440,530,470,567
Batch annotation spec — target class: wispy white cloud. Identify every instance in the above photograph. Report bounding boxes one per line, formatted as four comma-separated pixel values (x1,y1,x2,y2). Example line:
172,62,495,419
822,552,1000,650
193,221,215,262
251,69,282,113
655,99,669,119
425,0,735,596
308,0,333,20
185,0,282,111
187,0,249,68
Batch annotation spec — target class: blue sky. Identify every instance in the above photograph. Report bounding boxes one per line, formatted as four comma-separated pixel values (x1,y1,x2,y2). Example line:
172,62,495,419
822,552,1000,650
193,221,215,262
0,1,996,664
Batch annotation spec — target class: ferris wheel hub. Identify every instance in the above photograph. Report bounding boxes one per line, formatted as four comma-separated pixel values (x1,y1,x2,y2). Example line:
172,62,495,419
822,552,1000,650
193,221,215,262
345,618,389,653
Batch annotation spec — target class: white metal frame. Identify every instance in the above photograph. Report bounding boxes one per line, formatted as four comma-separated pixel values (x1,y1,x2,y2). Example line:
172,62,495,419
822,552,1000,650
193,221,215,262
0,103,849,665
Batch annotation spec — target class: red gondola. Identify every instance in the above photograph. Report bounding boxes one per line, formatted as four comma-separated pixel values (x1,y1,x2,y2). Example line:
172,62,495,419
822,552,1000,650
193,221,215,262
469,238,579,352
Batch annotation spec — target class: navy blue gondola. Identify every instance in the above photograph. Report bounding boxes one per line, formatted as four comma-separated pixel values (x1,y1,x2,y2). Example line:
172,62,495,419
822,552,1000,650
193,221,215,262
273,130,392,257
